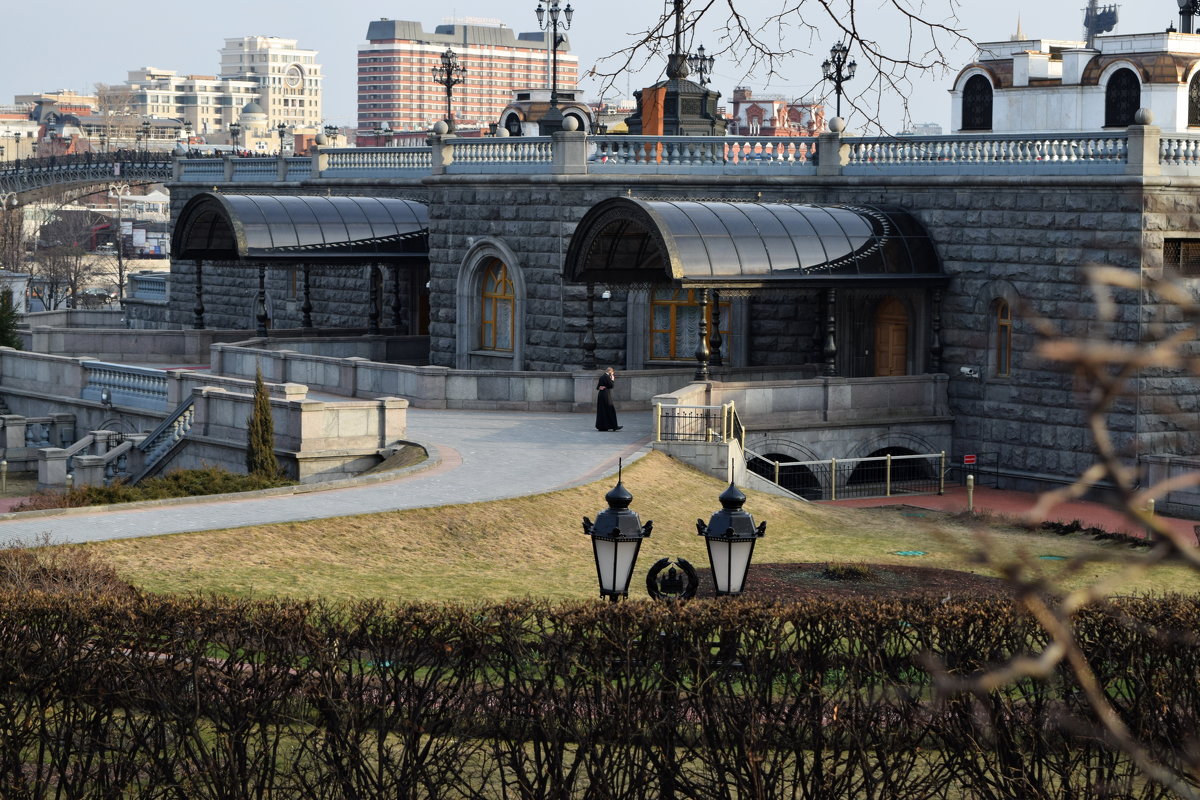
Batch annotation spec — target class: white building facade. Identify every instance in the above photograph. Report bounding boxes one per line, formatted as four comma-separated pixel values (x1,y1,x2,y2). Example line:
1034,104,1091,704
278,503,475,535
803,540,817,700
219,36,324,131
951,32,1200,133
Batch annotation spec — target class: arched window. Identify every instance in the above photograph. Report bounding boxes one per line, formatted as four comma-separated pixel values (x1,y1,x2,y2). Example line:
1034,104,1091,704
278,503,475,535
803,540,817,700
961,75,993,131
1189,73,1200,127
1105,68,1140,128
995,299,1012,377
480,260,514,351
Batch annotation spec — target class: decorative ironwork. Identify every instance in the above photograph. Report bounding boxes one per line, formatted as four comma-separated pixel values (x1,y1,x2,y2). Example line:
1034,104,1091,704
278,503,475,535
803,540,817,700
694,288,710,380
709,289,723,366
1105,68,1140,128
746,449,945,501
583,282,597,370
1189,74,1200,128
961,75,993,131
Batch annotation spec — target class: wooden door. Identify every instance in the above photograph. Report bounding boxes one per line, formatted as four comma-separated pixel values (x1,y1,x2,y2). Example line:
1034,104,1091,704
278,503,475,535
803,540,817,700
873,297,908,376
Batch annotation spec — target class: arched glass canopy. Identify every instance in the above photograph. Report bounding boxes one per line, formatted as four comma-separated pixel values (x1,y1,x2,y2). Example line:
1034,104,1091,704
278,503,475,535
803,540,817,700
173,193,429,262
565,197,943,288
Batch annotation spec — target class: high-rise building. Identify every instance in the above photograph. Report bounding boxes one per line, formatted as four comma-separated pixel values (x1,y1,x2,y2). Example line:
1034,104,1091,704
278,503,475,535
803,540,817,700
357,18,579,140
219,36,323,131
99,68,261,135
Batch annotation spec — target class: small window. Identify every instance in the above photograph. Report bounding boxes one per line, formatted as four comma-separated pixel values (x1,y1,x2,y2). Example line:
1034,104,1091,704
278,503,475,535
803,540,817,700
480,260,514,351
1164,239,1200,277
1189,73,1200,127
995,300,1012,378
961,75,993,131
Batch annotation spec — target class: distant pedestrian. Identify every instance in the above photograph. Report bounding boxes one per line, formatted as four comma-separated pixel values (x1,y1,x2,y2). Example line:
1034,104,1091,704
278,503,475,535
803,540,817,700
595,366,621,431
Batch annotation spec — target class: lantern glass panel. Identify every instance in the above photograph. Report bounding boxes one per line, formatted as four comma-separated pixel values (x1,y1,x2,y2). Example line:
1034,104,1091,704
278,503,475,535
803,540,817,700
593,537,642,595
706,537,757,594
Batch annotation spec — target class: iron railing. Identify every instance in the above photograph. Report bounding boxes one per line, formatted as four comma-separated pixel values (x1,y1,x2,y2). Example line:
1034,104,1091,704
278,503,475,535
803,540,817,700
746,449,946,501
655,402,744,446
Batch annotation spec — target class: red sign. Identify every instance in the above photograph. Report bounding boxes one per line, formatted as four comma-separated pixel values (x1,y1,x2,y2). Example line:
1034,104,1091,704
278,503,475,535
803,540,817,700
962,454,977,465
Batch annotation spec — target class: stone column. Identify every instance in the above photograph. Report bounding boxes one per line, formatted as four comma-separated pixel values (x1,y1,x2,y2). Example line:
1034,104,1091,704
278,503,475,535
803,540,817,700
816,124,850,177
1126,114,1161,177
552,130,588,175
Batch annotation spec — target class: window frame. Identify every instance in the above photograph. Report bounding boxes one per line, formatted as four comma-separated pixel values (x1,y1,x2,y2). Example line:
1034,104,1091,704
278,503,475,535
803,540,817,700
994,299,1012,378
647,288,731,362
479,259,515,352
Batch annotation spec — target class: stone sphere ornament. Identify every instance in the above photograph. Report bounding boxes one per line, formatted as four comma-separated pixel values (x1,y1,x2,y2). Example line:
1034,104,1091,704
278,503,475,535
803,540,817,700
829,116,846,133
563,115,579,132
1134,108,1154,126
433,120,450,136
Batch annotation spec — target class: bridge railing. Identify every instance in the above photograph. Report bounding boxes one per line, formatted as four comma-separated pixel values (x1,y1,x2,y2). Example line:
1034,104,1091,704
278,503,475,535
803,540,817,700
159,124,1187,185
0,153,174,194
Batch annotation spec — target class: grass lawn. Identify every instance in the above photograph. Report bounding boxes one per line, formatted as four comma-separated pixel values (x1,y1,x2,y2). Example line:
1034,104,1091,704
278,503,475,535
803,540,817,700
78,451,1197,603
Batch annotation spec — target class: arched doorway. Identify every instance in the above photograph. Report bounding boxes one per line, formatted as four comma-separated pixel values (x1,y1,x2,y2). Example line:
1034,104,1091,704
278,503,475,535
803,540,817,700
748,452,822,500
873,297,908,376
961,74,993,131
1105,68,1140,128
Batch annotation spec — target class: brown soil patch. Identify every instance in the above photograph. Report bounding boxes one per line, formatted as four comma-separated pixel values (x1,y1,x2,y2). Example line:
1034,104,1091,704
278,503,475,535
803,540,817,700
721,562,1015,602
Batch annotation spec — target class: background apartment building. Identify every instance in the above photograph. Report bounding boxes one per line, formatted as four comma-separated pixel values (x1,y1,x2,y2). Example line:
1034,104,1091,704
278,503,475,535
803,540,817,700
357,18,579,141
219,36,323,131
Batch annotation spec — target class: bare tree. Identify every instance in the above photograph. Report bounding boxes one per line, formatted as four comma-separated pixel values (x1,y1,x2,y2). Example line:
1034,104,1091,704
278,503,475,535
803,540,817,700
590,0,970,132
28,203,107,310
0,204,24,273
92,82,137,151
923,264,1200,799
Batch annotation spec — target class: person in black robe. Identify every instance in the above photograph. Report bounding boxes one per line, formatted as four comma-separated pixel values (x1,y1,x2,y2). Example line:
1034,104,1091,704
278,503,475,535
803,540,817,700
595,367,621,431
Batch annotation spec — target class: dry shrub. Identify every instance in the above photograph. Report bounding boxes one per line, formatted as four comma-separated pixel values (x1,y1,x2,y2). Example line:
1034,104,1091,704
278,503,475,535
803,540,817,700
0,533,133,596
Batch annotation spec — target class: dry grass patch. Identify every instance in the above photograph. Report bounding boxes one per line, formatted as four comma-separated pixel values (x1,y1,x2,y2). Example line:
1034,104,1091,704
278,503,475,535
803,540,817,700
80,451,1197,602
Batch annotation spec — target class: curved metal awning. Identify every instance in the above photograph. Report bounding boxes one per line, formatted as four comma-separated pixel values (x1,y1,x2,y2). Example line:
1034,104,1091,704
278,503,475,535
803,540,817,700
172,192,428,262
565,197,944,288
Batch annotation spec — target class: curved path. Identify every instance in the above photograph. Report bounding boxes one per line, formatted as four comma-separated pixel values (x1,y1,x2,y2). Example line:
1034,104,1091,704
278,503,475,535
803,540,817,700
0,409,652,546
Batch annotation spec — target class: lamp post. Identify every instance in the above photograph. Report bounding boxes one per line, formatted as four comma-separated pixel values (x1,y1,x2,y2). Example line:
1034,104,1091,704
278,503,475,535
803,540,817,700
688,44,715,87
1180,0,1200,33
821,40,856,120
108,182,131,301
696,481,766,596
535,0,573,134
140,120,152,151
228,122,241,152
582,466,653,601
276,122,287,156
323,124,339,145
431,48,466,134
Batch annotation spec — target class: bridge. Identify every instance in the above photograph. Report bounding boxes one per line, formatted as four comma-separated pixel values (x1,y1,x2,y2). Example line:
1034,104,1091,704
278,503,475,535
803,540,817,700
0,153,175,203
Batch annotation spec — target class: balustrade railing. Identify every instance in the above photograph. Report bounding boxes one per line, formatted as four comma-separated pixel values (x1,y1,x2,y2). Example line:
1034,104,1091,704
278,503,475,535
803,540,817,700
845,132,1128,169
129,272,167,301
165,127,1200,183
129,398,194,484
82,361,169,410
448,137,553,166
655,402,743,444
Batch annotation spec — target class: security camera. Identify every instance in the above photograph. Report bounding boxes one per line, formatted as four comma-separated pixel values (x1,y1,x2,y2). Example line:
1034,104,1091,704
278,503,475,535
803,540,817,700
959,366,979,379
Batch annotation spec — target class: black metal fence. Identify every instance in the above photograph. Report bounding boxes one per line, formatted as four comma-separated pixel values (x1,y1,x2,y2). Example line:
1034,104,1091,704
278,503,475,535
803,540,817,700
747,450,946,501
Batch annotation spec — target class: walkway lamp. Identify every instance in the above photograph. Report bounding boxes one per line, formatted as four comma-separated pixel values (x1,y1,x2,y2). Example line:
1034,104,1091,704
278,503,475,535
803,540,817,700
821,40,856,120
431,48,466,134
696,481,766,596
582,468,652,601
1181,0,1200,34
276,122,287,155
228,122,241,151
323,124,339,145
140,120,152,150
688,44,715,86
535,0,573,134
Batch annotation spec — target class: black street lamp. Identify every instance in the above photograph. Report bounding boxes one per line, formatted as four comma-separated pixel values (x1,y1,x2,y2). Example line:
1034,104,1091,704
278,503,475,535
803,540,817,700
696,481,766,596
688,44,715,87
323,124,339,145
582,469,653,601
228,122,241,152
140,120,152,151
431,48,467,133
536,0,573,134
821,40,856,120
1180,0,1200,33
276,122,287,156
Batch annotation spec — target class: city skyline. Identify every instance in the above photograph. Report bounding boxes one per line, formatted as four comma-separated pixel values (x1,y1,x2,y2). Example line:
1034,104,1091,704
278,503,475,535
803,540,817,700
6,1,1119,132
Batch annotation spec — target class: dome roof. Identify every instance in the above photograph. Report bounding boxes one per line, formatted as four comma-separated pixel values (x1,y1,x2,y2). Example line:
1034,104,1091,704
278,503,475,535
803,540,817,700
241,101,266,116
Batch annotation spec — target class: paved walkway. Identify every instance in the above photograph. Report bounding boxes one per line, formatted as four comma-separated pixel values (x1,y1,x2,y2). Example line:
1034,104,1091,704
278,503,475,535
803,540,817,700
0,409,653,546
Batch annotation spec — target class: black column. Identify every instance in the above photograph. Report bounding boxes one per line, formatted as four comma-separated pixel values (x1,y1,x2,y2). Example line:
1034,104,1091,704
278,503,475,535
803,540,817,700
709,289,723,367
255,263,268,337
391,264,405,332
582,282,597,370
929,289,943,374
301,264,313,330
192,260,205,330
694,288,710,381
368,265,381,334
822,288,837,377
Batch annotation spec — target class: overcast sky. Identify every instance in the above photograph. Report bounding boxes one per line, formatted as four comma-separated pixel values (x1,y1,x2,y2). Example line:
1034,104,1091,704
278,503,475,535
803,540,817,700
4,1,1148,132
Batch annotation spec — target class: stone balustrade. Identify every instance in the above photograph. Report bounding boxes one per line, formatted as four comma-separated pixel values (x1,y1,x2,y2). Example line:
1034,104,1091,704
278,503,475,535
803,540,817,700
171,124,1188,184
82,361,170,410
129,272,167,301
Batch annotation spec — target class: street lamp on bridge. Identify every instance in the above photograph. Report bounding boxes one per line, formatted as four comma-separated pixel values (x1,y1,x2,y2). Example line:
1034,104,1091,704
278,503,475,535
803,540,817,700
821,40,856,121
535,0,573,134
228,122,241,152
431,48,466,134
108,182,132,301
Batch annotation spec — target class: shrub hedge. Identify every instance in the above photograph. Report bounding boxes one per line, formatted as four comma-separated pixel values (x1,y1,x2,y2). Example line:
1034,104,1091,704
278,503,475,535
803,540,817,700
12,465,294,511
0,592,1196,799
